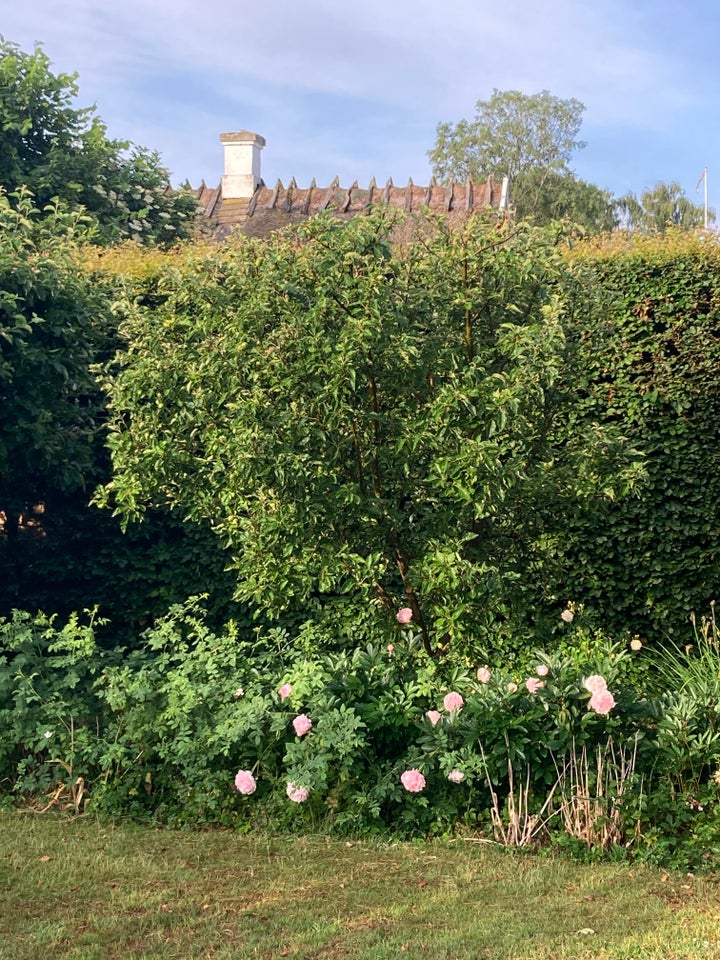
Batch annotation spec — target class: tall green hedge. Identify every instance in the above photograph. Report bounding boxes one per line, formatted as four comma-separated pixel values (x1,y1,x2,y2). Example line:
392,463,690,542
551,231,720,637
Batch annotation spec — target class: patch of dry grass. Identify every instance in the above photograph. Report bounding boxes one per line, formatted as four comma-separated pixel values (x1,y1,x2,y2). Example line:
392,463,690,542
1,809,720,959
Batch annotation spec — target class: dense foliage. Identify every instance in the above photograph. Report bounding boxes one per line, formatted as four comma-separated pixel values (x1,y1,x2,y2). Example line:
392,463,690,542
4,154,720,866
98,210,639,657
0,37,200,245
0,189,107,565
0,191,244,637
5,190,719,649
3,602,720,871
551,231,720,637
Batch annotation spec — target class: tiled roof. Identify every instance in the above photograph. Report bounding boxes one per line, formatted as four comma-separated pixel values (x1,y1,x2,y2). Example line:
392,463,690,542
189,176,507,239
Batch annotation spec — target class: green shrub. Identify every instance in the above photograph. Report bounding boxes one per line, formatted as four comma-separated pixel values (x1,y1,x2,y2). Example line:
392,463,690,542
99,210,639,659
10,601,719,869
0,608,109,800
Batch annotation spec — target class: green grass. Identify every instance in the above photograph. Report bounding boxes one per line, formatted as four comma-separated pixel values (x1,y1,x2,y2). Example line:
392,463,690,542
1,809,720,959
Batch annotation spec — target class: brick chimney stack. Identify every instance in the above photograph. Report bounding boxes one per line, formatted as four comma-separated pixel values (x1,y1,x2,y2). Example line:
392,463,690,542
220,131,265,199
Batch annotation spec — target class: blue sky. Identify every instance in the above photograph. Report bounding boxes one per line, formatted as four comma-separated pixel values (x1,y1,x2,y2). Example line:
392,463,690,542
3,0,719,212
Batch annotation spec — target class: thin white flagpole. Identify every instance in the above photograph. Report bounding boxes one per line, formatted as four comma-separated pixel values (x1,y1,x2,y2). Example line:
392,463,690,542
696,167,708,229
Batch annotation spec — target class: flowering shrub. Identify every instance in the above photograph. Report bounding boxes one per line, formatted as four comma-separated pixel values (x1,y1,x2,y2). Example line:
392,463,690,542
4,601,720,869
584,675,607,694
443,692,464,712
292,715,313,737
286,782,310,803
589,690,616,715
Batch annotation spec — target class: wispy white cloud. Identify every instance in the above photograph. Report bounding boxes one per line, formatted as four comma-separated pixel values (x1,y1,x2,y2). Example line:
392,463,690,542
3,0,716,198
8,0,684,112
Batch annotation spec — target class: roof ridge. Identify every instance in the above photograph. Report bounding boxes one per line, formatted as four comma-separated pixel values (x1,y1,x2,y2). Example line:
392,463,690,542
194,175,508,238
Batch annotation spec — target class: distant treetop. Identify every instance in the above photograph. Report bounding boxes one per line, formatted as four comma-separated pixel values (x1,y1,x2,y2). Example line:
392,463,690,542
427,89,619,232
428,89,586,185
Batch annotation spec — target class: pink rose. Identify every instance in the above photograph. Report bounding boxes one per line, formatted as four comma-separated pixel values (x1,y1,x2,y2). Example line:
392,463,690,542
278,683,292,699
426,710,442,726
447,769,465,784
477,667,491,684
387,643,395,655
536,664,549,677
396,607,413,624
584,674,607,695
286,782,309,803
561,609,574,623
507,682,518,693
526,677,545,694
400,769,426,793
292,714,312,737
443,691,464,712
589,689,616,715
234,770,257,795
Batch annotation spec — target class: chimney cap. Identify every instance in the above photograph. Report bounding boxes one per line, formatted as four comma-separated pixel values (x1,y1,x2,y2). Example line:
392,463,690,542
220,131,266,146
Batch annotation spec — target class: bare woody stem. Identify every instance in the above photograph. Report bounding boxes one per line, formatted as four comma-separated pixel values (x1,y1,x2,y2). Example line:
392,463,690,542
463,253,474,362
368,375,382,499
366,372,433,655
349,419,366,495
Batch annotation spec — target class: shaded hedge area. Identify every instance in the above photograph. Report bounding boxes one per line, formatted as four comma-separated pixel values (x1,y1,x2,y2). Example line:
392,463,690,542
1,493,247,645
0,219,245,644
553,232,720,638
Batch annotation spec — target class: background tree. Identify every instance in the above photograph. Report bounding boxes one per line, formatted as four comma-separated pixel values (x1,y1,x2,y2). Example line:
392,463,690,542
512,169,618,233
428,89,619,230
429,89,585,184
617,181,713,234
0,37,200,246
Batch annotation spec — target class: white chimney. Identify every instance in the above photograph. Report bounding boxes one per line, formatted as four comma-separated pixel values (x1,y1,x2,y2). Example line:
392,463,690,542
220,131,266,199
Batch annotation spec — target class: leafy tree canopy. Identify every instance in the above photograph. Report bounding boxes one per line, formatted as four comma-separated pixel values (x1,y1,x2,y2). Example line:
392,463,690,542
427,89,617,230
617,181,714,234
98,210,640,657
0,37,200,245
428,89,586,185
512,169,618,234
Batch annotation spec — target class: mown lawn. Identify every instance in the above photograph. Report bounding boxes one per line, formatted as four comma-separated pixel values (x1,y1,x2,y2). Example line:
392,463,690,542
1,809,720,959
